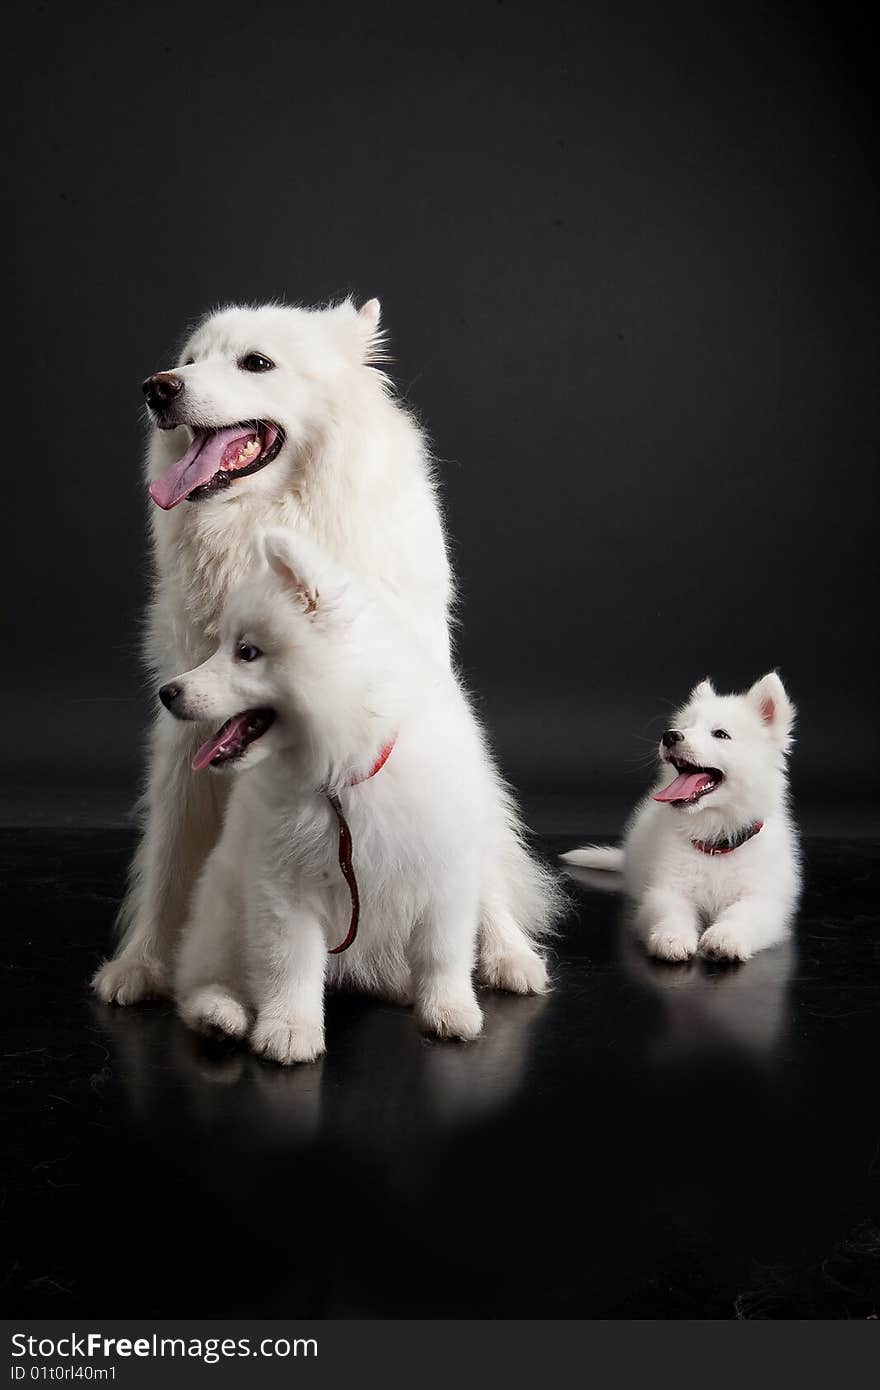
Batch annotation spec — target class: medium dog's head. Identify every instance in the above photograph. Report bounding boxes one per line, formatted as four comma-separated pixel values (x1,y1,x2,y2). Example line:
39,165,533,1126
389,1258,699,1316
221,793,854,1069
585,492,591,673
143,299,385,511
653,673,795,825
160,529,402,785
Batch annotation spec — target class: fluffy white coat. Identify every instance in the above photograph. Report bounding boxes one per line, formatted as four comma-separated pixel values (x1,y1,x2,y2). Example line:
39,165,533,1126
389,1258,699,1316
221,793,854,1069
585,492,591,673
561,674,800,962
167,529,557,1061
93,299,556,1004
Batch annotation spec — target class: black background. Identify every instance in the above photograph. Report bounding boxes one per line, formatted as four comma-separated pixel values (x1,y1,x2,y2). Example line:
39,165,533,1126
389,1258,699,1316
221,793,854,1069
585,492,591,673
4,0,878,831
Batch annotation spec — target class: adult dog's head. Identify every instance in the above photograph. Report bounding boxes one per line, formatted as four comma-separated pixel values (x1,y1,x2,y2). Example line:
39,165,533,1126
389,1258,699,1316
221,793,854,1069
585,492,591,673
143,299,384,511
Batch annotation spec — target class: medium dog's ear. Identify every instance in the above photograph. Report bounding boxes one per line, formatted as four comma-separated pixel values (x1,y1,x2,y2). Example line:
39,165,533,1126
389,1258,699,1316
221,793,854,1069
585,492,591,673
263,530,320,615
689,677,715,701
748,671,795,747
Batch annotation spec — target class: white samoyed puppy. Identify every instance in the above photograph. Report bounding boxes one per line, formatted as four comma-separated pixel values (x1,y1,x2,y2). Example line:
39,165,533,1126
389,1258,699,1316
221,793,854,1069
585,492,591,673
91,298,555,1005
561,674,800,963
161,529,561,1063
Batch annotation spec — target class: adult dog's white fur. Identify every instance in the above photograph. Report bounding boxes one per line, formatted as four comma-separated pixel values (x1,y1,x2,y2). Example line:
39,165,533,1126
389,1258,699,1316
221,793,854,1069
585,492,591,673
561,674,800,962
93,299,558,1005
165,529,557,1061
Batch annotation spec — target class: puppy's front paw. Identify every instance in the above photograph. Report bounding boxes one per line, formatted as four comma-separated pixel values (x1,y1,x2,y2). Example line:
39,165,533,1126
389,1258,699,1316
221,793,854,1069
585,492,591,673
251,1016,325,1066
178,985,249,1039
646,929,696,963
417,991,484,1041
479,945,548,996
92,955,169,1005
699,926,753,962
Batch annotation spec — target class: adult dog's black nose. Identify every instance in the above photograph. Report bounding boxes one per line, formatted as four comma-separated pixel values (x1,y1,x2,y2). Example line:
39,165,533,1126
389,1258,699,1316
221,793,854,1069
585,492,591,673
661,729,684,748
158,682,181,711
143,372,184,411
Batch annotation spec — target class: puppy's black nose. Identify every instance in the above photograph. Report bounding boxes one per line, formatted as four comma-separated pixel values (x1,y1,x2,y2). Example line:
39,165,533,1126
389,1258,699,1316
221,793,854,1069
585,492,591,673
662,729,684,748
143,372,184,412
158,682,181,711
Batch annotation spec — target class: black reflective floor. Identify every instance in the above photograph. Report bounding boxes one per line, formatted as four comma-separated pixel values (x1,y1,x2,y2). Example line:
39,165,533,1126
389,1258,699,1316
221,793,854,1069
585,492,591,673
2,829,879,1318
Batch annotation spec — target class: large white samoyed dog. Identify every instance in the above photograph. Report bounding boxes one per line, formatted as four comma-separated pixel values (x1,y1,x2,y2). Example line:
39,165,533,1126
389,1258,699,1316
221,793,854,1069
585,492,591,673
93,298,559,1006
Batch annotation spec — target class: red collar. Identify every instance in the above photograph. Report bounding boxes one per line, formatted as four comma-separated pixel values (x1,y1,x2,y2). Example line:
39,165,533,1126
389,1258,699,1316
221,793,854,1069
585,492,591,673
347,738,396,787
691,820,763,856
326,738,396,955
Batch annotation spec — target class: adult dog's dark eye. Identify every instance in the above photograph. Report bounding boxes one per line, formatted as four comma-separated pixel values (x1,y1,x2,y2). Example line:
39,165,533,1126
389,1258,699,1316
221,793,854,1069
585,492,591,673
237,642,262,662
712,728,730,739
239,353,275,373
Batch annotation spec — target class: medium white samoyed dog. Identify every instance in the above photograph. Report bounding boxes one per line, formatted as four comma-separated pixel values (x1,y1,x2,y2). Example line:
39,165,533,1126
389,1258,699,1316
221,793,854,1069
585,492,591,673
161,528,558,1061
92,299,556,1005
561,673,800,962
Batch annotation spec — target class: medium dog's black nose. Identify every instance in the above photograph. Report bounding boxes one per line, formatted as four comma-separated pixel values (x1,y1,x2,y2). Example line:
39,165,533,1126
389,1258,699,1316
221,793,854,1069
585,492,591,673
662,729,684,748
143,372,184,412
158,682,181,711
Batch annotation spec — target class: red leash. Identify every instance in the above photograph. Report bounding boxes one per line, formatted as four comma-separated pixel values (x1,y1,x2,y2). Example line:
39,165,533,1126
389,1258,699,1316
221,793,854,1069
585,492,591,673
326,739,396,955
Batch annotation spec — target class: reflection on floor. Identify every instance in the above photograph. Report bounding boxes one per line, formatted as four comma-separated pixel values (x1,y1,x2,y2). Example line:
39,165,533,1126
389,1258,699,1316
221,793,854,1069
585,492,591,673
2,830,878,1318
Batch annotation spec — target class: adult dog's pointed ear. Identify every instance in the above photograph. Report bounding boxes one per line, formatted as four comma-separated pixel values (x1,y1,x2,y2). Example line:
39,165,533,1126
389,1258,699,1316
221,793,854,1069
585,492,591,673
689,677,716,701
748,671,795,748
328,296,386,364
263,530,322,614
359,297,381,326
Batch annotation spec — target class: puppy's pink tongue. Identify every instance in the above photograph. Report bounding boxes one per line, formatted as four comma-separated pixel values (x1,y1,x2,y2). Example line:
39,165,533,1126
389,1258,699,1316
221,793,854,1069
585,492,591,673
653,770,714,803
192,713,251,771
149,427,259,510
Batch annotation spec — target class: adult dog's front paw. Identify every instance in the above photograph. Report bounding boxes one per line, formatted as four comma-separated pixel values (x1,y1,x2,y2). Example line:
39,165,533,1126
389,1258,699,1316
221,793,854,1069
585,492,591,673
646,929,696,963
417,991,484,1041
91,955,170,1005
251,1016,325,1066
479,945,548,996
699,926,753,962
178,985,250,1039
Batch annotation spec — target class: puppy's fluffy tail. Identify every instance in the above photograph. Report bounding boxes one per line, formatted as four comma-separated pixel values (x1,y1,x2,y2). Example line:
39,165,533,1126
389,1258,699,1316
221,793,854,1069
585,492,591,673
559,844,624,872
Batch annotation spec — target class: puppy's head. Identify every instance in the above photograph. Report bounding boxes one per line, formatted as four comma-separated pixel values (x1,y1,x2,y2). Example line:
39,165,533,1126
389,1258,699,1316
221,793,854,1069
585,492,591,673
160,530,362,777
143,298,385,511
653,672,795,823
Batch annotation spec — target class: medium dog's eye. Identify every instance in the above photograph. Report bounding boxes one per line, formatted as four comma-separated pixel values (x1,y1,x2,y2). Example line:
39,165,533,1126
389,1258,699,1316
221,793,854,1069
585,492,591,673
237,642,262,662
712,728,730,739
239,353,275,373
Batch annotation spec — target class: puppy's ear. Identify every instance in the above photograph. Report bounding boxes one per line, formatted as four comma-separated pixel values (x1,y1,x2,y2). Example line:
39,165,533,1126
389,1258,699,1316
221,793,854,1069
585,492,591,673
689,677,715,701
748,671,795,747
359,297,381,326
263,530,320,615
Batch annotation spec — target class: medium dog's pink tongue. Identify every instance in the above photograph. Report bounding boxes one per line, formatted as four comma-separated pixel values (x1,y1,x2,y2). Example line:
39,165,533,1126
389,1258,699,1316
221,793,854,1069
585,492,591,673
654,770,714,803
192,713,251,772
149,427,259,510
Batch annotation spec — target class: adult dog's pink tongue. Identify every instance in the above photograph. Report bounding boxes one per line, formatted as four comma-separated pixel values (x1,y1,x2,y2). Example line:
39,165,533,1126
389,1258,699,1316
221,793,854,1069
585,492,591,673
192,713,251,772
149,427,259,510
654,770,714,803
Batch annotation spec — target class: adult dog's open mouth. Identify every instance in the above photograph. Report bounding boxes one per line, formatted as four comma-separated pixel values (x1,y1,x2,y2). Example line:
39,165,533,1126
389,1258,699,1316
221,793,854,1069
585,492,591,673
192,709,276,772
149,421,285,510
653,756,723,806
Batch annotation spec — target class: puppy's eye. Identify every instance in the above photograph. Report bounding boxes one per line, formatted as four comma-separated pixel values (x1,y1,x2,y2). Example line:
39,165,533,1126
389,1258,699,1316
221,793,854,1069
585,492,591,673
712,728,730,739
184,357,195,366
239,352,275,373
237,642,262,662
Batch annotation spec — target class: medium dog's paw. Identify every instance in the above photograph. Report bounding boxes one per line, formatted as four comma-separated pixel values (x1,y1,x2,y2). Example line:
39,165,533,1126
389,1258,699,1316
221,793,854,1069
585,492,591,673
91,955,170,1005
251,1016,325,1066
699,926,753,962
417,992,484,1041
479,946,548,996
646,930,696,963
178,986,249,1039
